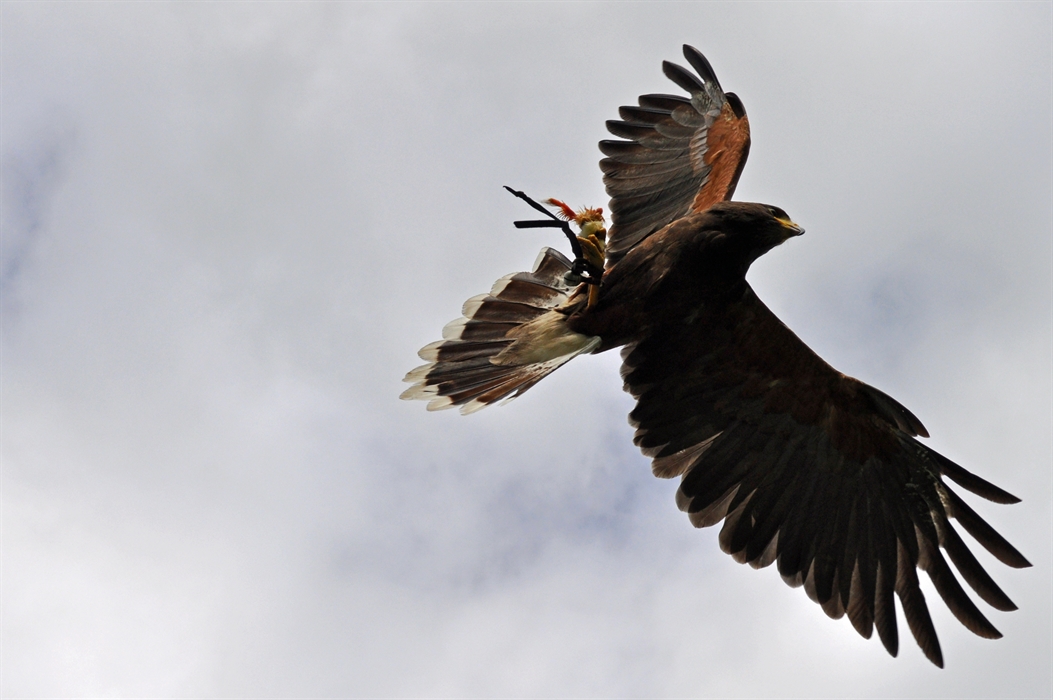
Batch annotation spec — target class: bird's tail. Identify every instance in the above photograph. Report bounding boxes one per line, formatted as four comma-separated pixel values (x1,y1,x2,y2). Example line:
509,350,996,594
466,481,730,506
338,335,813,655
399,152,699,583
401,248,600,414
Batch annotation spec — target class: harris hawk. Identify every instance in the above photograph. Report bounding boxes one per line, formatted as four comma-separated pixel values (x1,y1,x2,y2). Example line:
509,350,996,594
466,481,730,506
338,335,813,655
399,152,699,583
401,45,1029,667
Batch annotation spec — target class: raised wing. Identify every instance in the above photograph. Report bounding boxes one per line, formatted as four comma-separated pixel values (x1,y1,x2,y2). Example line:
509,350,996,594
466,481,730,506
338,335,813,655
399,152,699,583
601,45,751,264
620,285,1030,667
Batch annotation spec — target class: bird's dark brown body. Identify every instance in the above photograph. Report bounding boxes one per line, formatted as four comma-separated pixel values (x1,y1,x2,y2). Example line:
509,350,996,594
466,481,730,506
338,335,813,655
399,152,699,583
571,204,799,349
570,202,902,463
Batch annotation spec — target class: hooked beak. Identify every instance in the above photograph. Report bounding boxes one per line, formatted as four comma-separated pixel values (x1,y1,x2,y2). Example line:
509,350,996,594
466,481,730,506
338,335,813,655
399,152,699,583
776,217,805,237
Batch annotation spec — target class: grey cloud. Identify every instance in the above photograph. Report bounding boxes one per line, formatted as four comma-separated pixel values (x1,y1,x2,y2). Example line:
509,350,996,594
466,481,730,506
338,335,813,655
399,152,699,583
3,2,1050,697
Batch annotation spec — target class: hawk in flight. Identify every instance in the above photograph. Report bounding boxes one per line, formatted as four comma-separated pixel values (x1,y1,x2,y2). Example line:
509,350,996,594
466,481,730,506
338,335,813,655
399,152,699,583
401,46,1029,667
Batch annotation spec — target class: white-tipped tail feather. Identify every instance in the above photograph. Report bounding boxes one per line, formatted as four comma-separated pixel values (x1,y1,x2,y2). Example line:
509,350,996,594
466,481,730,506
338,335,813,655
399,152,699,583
401,248,599,414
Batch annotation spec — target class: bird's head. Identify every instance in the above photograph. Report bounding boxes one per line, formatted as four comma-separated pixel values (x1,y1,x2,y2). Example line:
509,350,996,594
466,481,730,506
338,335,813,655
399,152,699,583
704,201,804,266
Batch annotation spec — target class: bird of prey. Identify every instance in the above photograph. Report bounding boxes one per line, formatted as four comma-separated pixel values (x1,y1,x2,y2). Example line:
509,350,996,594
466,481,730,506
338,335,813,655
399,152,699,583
401,45,1029,667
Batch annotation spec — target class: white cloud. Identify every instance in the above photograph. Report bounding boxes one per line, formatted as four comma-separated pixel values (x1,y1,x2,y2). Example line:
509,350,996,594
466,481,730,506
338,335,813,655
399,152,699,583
3,3,1049,697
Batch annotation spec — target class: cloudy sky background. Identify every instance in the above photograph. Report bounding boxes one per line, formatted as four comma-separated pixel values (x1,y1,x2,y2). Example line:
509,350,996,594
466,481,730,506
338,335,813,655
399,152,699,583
3,3,1050,697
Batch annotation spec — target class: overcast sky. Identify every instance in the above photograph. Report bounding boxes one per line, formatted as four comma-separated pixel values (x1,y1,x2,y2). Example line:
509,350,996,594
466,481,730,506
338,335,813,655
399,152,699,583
3,3,1051,697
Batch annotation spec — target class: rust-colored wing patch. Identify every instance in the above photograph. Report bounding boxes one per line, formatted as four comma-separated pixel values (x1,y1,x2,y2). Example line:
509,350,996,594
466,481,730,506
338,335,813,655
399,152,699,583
690,99,751,214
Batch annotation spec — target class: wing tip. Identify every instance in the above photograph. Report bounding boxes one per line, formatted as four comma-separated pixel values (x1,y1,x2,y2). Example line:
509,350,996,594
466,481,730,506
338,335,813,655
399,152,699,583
681,44,722,92
933,451,1023,505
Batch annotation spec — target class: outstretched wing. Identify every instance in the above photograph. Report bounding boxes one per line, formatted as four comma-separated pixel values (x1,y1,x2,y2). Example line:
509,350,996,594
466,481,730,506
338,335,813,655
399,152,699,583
601,45,751,264
620,285,1030,667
